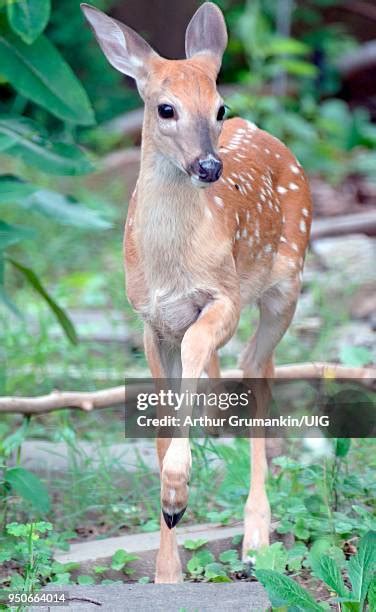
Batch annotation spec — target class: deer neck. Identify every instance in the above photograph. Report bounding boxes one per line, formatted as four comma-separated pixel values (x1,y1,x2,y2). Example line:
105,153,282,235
136,119,206,286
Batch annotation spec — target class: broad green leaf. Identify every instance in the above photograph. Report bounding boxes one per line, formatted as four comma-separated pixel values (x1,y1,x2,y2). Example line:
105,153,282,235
254,543,288,573
0,116,94,175
265,37,310,57
340,345,373,367
256,569,323,611
110,549,139,571
280,59,318,77
313,555,349,598
0,219,34,248
5,256,78,344
204,562,228,580
219,549,239,564
5,466,50,512
7,0,51,44
0,176,110,229
0,24,94,124
368,577,376,609
0,175,36,203
25,190,112,229
348,531,376,606
183,538,208,550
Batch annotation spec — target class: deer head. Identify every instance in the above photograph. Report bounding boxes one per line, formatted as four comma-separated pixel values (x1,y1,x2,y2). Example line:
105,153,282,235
81,2,228,187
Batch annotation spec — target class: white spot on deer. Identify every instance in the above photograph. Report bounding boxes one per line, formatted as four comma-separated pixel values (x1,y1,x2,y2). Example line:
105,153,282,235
265,148,271,154
275,153,281,159
264,244,272,253
291,242,299,252
290,164,300,175
242,228,248,238
257,203,262,214
248,236,254,247
277,186,287,195
300,219,307,233
280,236,287,243
302,208,309,217
236,230,241,240
128,217,133,227
214,196,224,208
235,213,240,225
289,182,299,191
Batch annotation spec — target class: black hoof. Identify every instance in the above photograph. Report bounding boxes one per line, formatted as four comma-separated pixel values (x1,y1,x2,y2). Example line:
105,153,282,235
162,507,186,529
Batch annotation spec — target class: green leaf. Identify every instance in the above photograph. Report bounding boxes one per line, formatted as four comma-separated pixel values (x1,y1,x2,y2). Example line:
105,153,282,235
110,549,139,572
254,543,288,573
183,538,208,551
5,467,50,512
0,220,34,248
5,256,78,344
339,345,373,367
313,555,349,598
368,577,376,608
0,22,94,124
265,36,310,57
25,190,112,229
204,562,228,580
0,116,94,175
335,438,351,458
219,549,239,564
7,0,51,44
348,531,376,607
256,569,323,611
77,575,95,585
280,59,318,77
187,556,204,575
0,175,36,203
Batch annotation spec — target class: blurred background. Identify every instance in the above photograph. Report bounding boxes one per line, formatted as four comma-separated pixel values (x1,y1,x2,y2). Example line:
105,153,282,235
1,0,375,397
0,0,375,594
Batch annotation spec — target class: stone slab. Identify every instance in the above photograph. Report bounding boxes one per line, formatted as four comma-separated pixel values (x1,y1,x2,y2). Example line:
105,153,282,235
32,583,269,611
55,523,245,581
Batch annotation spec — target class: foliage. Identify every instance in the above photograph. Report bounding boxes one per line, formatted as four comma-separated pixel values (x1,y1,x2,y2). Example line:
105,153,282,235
221,0,376,183
0,1,113,342
256,531,376,611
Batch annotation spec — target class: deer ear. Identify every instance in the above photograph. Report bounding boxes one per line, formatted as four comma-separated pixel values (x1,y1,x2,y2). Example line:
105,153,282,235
185,2,227,75
81,4,157,90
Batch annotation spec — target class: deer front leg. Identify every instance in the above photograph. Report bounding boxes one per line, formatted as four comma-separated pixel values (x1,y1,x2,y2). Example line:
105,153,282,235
161,295,239,531
144,326,182,583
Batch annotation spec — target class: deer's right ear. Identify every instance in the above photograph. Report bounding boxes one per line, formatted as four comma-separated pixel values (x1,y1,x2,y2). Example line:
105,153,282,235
81,4,157,90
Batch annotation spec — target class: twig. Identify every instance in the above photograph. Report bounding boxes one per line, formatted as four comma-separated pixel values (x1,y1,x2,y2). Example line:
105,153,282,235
0,363,374,415
311,211,376,240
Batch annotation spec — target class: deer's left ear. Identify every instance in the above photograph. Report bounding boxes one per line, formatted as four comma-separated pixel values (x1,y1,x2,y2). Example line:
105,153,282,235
185,2,227,76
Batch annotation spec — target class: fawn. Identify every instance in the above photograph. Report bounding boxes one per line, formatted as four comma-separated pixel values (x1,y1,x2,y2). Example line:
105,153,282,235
82,2,312,583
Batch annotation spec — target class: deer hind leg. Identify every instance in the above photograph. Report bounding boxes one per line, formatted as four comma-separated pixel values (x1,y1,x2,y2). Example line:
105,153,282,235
143,326,183,583
240,278,300,561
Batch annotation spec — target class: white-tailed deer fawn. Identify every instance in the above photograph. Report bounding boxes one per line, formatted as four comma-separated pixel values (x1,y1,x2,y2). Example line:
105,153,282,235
82,2,312,583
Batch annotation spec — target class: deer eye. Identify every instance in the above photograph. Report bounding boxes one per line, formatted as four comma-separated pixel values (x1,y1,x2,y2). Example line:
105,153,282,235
217,105,226,121
158,104,175,119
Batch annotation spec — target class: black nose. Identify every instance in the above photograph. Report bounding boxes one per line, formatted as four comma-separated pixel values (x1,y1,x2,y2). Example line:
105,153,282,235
191,156,223,183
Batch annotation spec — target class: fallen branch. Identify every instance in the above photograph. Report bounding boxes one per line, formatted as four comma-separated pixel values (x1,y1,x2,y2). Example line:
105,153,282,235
311,211,376,240
0,363,374,415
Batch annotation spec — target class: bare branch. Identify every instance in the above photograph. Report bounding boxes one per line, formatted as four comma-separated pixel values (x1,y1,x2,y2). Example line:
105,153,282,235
0,363,374,415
